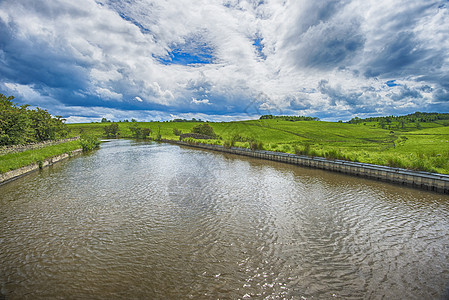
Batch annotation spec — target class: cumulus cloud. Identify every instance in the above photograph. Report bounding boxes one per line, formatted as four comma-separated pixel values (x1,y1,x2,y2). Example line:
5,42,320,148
0,0,448,122
191,98,211,105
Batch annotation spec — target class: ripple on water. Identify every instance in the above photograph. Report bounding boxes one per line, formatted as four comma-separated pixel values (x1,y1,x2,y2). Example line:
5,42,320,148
1,140,449,299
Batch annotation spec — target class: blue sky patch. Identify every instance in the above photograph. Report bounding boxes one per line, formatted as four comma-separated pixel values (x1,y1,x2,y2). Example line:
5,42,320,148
253,37,266,59
386,80,399,87
157,37,215,65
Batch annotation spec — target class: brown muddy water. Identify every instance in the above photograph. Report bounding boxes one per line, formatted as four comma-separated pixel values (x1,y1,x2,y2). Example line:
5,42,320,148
1,139,448,299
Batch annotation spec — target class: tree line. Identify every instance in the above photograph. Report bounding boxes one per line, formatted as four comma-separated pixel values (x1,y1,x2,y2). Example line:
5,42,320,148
260,115,320,121
0,94,68,146
348,112,449,125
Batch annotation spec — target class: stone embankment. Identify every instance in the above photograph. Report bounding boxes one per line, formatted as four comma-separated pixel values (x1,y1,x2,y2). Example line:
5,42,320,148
0,137,80,155
0,148,83,185
173,141,449,194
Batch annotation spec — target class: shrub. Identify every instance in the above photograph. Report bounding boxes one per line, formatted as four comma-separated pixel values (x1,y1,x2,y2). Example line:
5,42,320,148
249,139,263,151
80,135,100,152
191,123,216,138
223,140,235,148
141,128,152,139
130,124,152,139
155,125,162,141
103,123,119,138
230,133,246,142
173,128,182,136
295,143,312,156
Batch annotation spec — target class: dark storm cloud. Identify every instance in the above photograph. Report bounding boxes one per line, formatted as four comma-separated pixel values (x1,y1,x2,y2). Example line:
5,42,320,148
363,32,433,78
318,80,363,106
390,85,423,101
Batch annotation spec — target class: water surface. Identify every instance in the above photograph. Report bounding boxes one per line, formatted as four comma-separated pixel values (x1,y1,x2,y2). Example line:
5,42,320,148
1,140,448,299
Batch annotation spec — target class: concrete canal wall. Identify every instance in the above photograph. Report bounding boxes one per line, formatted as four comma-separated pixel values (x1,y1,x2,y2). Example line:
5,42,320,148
0,149,83,185
175,141,449,194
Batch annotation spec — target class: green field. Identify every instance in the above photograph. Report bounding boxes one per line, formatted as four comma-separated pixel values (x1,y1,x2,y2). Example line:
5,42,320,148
67,119,449,174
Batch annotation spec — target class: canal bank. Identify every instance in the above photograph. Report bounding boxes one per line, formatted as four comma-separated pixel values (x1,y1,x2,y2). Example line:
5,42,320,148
172,140,449,194
0,148,83,185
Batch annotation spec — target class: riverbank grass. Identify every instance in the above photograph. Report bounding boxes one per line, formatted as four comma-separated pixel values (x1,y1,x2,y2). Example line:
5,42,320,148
0,140,82,173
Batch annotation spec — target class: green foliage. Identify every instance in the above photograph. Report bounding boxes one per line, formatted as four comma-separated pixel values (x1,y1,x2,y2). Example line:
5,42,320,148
155,125,162,141
294,143,311,155
248,139,263,151
103,123,120,138
0,94,68,146
260,115,320,121
80,135,100,152
173,128,182,136
223,140,235,148
348,112,449,129
28,108,68,141
171,118,204,122
191,123,216,138
130,124,152,139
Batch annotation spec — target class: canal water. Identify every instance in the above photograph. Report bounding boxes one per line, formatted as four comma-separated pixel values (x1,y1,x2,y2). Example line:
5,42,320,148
1,139,448,299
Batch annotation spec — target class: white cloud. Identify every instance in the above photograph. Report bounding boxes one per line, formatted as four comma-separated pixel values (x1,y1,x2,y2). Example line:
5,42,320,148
95,87,123,100
191,97,210,105
0,0,448,121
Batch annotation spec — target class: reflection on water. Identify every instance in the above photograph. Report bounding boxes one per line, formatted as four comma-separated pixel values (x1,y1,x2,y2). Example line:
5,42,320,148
1,139,448,299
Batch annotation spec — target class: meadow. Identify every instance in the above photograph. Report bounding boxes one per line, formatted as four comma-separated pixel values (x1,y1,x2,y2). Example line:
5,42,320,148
67,118,449,174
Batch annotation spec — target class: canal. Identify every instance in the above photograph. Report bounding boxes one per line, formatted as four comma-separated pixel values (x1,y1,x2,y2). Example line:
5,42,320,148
1,139,448,299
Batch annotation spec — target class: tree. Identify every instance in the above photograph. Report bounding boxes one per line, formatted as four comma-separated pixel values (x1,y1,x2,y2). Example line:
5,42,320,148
130,124,152,139
28,107,58,141
0,94,67,145
104,123,120,137
173,128,182,136
191,123,216,138
0,94,31,145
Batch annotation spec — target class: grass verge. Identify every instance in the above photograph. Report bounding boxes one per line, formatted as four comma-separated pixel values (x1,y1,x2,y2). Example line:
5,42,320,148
0,140,82,174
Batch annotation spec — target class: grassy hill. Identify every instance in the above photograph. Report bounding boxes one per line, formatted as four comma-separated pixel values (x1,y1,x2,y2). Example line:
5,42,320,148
67,118,449,174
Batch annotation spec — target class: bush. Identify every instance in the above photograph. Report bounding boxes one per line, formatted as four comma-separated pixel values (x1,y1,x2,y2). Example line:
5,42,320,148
191,123,216,138
130,124,152,139
104,123,119,138
173,128,182,136
249,139,263,151
80,135,100,152
223,140,235,149
295,143,311,155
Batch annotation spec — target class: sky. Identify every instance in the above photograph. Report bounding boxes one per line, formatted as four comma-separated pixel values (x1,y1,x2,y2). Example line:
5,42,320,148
1,0,448,123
